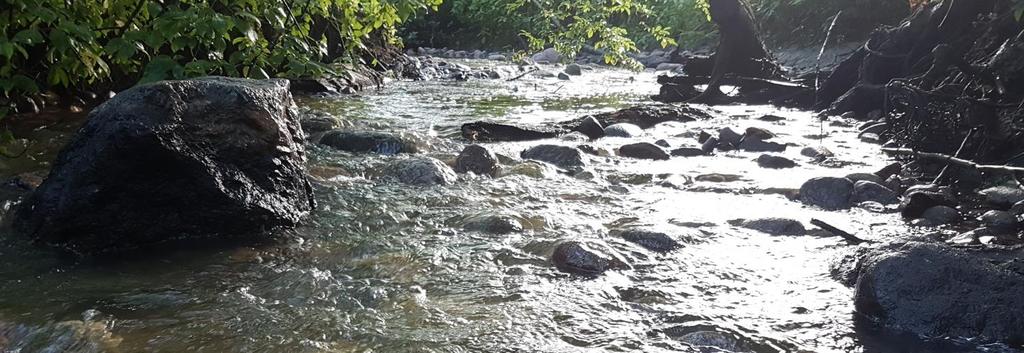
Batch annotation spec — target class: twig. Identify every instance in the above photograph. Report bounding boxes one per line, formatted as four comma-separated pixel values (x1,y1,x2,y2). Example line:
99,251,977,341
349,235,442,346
116,0,147,37
883,147,1024,173
932,128,976,184
815,11,843,103
810,219,870,245
506,68,538,82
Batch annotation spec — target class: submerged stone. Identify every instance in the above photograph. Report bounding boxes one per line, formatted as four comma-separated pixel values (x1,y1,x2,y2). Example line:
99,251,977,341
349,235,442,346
463,214,524,235
615,229,680,252
454,144,498,175
618,143,670,160
756,154,797,169
672,147,705,157
736,218,806,235
382,157,457,186
521,145,586,169
604,123,644,138
320,131,413,155
551,242,611,276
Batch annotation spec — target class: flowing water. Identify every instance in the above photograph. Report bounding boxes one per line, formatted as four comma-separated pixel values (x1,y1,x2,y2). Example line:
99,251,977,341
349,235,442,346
0,62,1012,352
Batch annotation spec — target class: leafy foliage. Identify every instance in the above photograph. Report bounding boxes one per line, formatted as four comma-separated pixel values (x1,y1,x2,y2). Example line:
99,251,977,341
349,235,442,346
404,0,707,68
0,0,440,113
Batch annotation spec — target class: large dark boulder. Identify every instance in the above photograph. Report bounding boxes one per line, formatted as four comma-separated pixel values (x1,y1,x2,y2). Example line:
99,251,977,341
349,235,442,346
13,77,315,255
836,243,1024,346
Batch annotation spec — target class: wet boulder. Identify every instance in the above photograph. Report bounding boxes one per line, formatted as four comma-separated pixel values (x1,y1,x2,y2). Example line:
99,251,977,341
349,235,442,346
614,229,680,252
551,241,611,276
604,123,644,138
618,143,670,160
573,116,604,139
672,147,705,157
521,145,586,170
677,331,746,352
842,242,1024,345
801,146,834,159
717,127,743,147
319,131,413,155
900,191,956,219
757,114,786,122
587,105,709,129
738,139,787,152
564,63,583,76
462,214,524,235
557,72,571,80
382,157,457,186
13,77,315,255
454,144,498,175
1012,200,1024,216
921,206,960,225
744,127,775,140
800,177,854,210
980,186,1024,207
979,210,1018,232
700,137,719,154
851,181,899,204
845,172,884,185
756,154,797,169
300,114,343,134
531,48,562,64
734,218,806,235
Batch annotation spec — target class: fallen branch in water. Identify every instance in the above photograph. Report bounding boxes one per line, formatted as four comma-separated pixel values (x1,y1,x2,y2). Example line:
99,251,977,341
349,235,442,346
507,68,539,82
882,147,1024,173
810,219,870,245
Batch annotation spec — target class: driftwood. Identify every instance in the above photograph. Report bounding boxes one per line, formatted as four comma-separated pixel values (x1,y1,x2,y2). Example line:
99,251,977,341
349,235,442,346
507,68,539,82
882,147,1024,173
810,219,871,245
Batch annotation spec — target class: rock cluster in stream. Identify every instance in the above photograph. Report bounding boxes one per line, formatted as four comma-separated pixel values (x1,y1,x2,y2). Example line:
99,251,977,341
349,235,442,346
408,46,679,69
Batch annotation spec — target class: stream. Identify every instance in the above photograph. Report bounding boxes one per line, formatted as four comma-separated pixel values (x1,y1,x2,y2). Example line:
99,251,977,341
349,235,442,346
0,61,1009,352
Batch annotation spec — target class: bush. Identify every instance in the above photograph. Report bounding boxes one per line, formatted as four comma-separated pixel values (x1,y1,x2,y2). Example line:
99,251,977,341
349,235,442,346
0,0,441,117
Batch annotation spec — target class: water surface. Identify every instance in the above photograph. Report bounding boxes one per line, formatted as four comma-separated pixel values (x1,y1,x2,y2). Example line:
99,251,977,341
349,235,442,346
0,62,1007,352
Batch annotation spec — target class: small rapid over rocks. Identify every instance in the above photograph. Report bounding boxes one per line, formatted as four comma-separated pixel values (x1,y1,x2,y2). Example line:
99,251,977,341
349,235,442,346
0,60,1020,352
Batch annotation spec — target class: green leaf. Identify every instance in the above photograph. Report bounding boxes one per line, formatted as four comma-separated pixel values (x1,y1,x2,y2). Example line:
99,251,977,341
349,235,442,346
0,41,13,59
140,56,180,83
13,28,45,45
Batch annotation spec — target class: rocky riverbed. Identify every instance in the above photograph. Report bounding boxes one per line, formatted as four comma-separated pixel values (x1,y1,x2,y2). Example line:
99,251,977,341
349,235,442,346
0,59,1021,352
